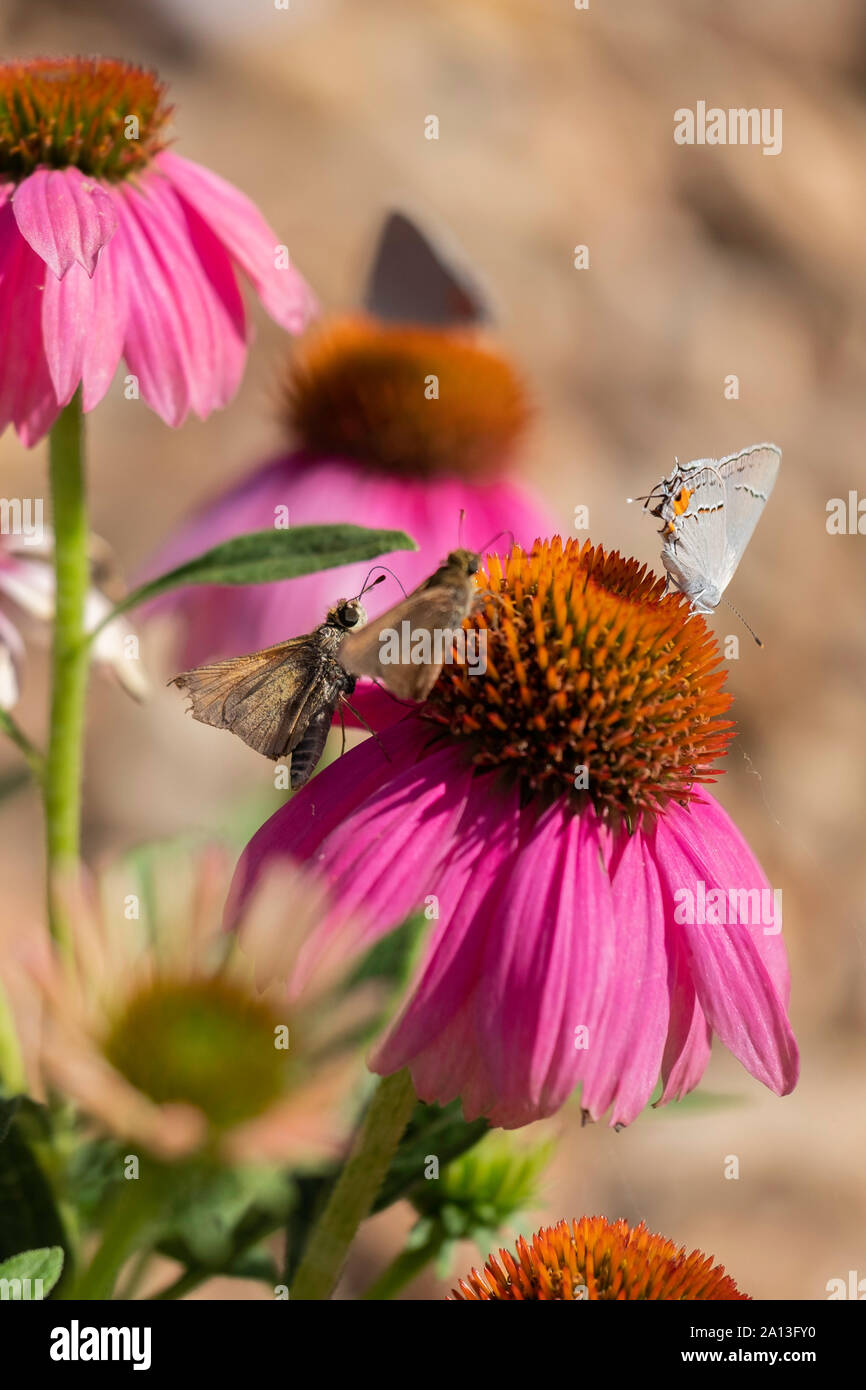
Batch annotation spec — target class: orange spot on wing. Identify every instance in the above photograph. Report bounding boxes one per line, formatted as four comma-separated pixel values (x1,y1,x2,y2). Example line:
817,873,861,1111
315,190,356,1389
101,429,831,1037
673,487,692,516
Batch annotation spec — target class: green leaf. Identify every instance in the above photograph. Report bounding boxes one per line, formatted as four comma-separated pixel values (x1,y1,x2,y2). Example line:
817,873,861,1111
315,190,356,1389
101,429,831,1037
0,1098,69,1284
158,1165,294,1274
374,1099,489,1214
349,909,429,991
98,524,417,628
0,1245,63,1297
653,1089,746,1114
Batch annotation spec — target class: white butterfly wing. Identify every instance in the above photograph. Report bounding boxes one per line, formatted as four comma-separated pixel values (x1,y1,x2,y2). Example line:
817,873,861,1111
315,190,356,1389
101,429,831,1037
716,443,781,592
658,463,728,610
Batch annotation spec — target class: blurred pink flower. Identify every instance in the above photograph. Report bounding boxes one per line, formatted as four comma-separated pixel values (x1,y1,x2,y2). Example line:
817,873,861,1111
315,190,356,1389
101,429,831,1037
143,318,556,728
228,540,799,1130
0,58,315,445
9,846,378,1163
145,454,553,672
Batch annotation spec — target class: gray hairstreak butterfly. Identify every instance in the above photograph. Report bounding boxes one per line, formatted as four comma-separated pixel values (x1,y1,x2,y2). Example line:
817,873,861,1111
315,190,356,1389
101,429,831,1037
363,210,492,326
639,443,781,636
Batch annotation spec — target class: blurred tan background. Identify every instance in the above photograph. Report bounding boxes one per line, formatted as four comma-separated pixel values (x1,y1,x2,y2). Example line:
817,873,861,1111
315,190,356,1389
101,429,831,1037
1,0,864,1299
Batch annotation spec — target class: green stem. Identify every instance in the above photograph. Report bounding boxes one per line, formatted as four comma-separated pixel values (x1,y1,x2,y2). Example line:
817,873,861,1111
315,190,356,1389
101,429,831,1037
0,709,44,784
0,977,26,1094
291,1069,417,1301
115,1246,153,1301
361,1234,442,1300
70,1169,166,1301
152,1267,209,1301
44,394,89,955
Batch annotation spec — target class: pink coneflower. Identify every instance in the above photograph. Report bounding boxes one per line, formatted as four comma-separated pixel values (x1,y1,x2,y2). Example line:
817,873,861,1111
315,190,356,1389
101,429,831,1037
0,57,314,445
143,317,555,678
228,538,799,1130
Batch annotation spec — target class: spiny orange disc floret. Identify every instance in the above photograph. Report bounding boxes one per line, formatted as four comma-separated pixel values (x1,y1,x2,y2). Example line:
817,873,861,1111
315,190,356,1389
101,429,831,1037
425,536,733,824
284,316,530,479
449,1216,751,1300
0,57,171,181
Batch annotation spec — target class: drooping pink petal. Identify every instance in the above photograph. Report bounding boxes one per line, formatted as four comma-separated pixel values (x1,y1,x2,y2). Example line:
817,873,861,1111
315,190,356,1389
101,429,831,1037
475,803,578,1125
121,177,247,419
679,793,791,1001
111,179,247,425
370,772,521,1075
0,203,60,445
409,992,500,1120
110,186,192,427
653,806,799,1096
290,739,477,985
41,260,96,405
79,230,129,413
579,827,669,1125
228,719,477,987
655,902,712,1107
12,167,117,279
155,151,316,335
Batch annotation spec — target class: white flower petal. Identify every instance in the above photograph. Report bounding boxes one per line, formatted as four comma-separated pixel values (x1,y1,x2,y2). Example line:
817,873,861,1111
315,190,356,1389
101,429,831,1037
0,556,55,622
0,610,23,710
85,590,150,702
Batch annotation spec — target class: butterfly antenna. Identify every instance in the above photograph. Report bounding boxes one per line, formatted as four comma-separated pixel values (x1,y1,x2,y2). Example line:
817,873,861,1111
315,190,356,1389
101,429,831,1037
722,598,763,647
458,507,466,547
356,569,396,600
477,528,515,556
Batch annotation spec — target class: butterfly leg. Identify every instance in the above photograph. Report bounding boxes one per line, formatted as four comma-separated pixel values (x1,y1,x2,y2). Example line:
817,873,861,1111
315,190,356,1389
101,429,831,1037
340,695,394,765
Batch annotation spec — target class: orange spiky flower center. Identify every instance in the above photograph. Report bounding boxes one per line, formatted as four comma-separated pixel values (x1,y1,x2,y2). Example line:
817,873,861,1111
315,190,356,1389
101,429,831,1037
0,57,171,181
449,1216,751,1300
284,316,530,480
424,537,733,825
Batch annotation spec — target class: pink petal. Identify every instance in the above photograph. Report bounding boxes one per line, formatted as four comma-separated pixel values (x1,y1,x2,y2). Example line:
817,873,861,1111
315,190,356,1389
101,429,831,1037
12,168,117,279
291,739,476,985
42,260,96,405
80,231,129,413
409,993,499,1120
116,178,247,424
655,906,712,1106
680,793,791,1001
228,718,436,920
110,188,191,427
474,803,578,1125
155,151,317,334
127,177,246,417
0,203,59,445
579,828,670,1125
653,807,799,1096
370,773,521,1075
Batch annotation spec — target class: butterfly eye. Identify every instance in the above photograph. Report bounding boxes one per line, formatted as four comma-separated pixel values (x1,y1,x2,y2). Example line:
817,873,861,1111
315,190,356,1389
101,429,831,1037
339,602,362,628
